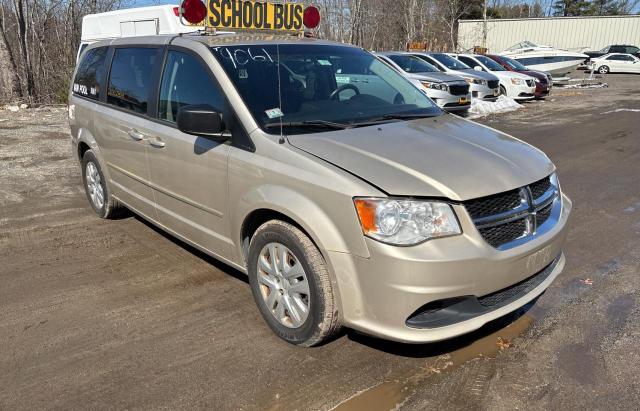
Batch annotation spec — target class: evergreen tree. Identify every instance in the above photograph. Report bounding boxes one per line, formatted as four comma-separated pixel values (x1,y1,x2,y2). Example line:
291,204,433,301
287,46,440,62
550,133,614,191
589,0,622,15
552,0,591,16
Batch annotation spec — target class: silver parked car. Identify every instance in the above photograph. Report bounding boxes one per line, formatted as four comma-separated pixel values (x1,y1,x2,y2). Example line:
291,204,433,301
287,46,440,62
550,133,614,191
69,33,571,346
412,52,501,101
376,52,472,112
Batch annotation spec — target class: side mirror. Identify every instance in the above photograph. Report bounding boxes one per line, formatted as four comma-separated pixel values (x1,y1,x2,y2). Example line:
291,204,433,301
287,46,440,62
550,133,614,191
474,66,483,72
177,104,228,141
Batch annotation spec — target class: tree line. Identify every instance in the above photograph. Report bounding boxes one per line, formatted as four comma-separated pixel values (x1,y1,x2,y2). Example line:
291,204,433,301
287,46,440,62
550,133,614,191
0,0,637,104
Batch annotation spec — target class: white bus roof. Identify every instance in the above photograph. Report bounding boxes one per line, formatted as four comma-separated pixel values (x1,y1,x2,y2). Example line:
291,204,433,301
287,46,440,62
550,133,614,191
81,5,202,42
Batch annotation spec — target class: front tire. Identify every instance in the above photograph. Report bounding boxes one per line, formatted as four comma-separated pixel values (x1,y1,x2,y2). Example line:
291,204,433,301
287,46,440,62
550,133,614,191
598,65,609,74
248,220,341,346
81,150,125,219
499,85,507,96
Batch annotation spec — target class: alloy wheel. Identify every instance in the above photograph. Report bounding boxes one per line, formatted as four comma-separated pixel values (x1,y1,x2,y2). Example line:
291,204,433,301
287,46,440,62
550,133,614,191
85,161,104,210
257,242,310,328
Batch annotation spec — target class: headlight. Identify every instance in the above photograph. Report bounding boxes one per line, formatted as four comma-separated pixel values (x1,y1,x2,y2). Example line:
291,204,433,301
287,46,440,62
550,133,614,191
421,81,448,91
463,77,487,85
354,198,461,245
510,78,525,85
534,77,540,83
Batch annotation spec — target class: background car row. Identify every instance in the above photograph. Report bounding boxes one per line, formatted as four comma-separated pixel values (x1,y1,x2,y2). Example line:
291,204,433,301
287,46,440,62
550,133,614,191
374,51,552,114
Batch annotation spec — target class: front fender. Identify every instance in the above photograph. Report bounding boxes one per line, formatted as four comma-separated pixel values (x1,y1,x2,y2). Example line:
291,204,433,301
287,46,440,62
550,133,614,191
231,184,370,263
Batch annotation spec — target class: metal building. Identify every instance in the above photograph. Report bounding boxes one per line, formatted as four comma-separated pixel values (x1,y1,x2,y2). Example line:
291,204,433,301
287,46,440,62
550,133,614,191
458,15,640,53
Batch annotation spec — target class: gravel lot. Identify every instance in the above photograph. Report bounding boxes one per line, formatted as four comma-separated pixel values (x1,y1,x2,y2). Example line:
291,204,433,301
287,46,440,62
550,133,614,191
1,72,639,410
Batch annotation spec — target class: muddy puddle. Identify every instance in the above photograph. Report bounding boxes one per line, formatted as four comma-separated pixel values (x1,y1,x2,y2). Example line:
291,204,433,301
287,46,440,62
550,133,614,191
331,314,534,411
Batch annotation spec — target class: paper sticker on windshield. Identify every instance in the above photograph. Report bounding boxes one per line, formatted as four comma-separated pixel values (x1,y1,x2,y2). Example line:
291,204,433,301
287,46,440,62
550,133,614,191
335,76,350,84
265,108,283,119
317,59,332,66
239,68,248,79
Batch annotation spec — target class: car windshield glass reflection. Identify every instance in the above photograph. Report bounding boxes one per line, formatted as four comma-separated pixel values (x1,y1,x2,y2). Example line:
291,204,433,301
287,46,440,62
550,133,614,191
211,44,441,135
475,55,507,71
430,53,471,70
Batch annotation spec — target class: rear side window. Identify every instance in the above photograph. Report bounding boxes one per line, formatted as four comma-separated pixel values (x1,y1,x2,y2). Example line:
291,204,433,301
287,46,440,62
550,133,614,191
107,47,158,114
73,47,108,100
158,51,225,123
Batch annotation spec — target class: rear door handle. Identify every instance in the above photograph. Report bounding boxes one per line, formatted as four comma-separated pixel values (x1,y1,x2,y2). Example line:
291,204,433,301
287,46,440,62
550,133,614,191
127,129,146,141
148,138,166,148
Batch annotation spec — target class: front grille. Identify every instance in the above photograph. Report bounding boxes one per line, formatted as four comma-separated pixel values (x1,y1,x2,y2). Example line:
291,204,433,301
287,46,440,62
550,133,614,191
537,203,553,226
478,219,528,248
488,80,499,89
465,190,522,220
464,175,558,249
530,177,551,200
449,84,469,96
478,257,557,308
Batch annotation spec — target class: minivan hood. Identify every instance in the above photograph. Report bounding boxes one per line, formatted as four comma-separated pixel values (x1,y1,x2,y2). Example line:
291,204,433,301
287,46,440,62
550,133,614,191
408,71,465,83
288,115,554,200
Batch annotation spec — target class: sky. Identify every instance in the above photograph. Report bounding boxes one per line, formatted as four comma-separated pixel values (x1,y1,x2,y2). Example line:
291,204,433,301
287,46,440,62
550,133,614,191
130,0,640,14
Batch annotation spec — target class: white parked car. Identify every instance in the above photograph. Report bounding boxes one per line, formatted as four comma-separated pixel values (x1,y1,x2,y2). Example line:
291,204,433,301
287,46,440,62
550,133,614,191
411,52,500,102
451,53,537,101
588,53,640,74
376,52,472,112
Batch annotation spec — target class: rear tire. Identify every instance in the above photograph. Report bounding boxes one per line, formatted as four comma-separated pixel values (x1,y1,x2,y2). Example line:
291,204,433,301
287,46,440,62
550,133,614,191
81,150,125,219
248,220,341,346
598,65,609,74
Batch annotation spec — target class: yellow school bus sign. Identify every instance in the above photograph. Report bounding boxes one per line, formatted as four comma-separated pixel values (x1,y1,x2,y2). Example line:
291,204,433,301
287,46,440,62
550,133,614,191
207,0,305,32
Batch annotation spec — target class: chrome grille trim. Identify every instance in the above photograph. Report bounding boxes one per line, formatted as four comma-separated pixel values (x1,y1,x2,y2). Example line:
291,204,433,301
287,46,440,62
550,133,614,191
464,174,561,250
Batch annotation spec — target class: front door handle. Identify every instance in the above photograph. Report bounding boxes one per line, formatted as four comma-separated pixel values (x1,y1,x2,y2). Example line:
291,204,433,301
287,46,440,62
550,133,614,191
148,138,166,148
127,129,146,141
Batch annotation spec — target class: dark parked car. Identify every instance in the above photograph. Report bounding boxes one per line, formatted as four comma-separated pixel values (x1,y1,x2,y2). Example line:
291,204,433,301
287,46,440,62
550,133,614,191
584,45,640,62
487,54,552,99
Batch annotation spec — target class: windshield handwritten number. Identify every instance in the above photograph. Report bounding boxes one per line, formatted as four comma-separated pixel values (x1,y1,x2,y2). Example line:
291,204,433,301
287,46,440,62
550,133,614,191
213,47,274,68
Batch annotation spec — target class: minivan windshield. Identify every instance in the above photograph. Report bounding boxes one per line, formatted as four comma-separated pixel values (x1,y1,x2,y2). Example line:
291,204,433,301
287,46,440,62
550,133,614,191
428,53,471,70
211,44,441,134
499,56,529,71
474,55,507,71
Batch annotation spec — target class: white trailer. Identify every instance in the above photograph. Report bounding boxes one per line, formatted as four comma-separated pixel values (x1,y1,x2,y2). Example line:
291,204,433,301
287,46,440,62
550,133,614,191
78,5,203,60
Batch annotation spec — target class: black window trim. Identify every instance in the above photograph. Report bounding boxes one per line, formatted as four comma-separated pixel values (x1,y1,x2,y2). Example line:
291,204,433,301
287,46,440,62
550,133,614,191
71,45,110,102
152,44,255,152
104,44,164,117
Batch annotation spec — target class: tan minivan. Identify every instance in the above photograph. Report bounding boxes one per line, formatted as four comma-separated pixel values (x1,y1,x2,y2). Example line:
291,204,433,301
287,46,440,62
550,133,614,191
69,33,571,346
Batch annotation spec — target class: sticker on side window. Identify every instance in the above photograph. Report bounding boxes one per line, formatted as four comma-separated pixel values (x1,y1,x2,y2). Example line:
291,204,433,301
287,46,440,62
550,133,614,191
265,108,283,119
317,59,332,66
335,76,350,84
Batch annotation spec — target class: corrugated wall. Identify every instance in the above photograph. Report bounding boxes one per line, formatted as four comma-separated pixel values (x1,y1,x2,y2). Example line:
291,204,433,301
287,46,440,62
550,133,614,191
458,15,640,53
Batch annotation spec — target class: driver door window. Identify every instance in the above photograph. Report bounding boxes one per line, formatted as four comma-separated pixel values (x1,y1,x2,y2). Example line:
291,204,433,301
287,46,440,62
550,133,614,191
158,52,225,122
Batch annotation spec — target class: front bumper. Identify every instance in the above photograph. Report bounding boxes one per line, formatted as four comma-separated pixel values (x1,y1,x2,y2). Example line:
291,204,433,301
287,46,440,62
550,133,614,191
534,82,551,98
427,89,472,112
328,194,572,344
470,84,499,101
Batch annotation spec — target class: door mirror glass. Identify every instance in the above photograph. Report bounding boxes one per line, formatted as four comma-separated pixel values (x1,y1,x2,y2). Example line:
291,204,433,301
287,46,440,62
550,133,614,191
474,65,483,71
177,104,227,140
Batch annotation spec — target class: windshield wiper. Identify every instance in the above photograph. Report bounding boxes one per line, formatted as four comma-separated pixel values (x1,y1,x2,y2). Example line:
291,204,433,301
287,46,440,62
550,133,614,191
347,112,438,128
264,120,350,130
379,113,438,120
